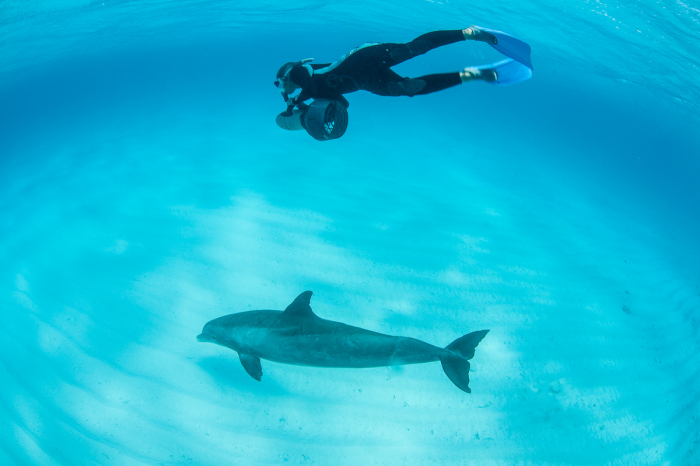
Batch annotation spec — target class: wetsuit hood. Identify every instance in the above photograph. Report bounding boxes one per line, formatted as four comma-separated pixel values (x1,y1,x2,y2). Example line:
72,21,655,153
276,58,314,80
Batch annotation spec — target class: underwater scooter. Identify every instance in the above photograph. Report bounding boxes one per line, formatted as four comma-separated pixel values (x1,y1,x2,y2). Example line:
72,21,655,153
276,99,349,141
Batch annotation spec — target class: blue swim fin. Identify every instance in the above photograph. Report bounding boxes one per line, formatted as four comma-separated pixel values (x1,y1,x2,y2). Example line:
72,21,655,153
472,25,533,70
475,59,532,86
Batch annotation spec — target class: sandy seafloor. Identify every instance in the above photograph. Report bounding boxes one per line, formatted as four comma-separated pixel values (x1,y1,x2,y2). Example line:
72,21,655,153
1,1,700,465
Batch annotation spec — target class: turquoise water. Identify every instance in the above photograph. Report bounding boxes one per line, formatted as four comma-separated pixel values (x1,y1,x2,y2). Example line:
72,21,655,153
1,1,699,465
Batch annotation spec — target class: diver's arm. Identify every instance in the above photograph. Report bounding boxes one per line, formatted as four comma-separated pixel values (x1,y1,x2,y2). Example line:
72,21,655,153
296,90,313,104
285,92,346,116
279,67,316,115
280,93,293,116
281,94,310,116
281,97,296,116
290,66,317,95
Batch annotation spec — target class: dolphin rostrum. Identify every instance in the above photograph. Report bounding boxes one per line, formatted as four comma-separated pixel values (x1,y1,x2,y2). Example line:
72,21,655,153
197,291,489,393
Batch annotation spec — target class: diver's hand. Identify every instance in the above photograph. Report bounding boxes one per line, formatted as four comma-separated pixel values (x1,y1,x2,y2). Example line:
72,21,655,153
281,97,296,116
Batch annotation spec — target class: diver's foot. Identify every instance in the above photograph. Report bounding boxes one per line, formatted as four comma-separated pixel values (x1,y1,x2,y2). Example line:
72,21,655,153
462,26,497,44
460,67,498,84
387,78,427,96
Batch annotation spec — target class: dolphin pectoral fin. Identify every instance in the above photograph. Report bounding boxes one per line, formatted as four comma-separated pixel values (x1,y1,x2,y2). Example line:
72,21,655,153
238,352,263,381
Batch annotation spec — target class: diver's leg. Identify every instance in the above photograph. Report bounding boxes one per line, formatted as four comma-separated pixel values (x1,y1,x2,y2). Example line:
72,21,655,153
335,31,490,89
387,30,466,65
386,27,534,67
409,69,498,95
410,73,462,95
385,68,500,97
367,67,496,97
365,69,429,96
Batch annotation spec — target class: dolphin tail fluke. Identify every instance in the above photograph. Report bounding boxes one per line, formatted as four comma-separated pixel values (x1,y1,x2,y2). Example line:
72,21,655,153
446,329,489,359
441,330,489,393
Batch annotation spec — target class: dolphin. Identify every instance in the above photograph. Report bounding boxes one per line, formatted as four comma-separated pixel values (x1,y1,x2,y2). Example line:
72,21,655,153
196,291,489,393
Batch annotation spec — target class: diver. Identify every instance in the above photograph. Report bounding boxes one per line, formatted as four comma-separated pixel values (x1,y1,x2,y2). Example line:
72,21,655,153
275,25,533,117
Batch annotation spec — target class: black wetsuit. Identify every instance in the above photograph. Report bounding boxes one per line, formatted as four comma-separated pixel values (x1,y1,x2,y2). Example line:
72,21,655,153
287,30,465,110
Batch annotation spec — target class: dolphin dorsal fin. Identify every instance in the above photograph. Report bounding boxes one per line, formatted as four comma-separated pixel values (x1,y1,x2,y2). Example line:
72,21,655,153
283,291,316,318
